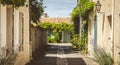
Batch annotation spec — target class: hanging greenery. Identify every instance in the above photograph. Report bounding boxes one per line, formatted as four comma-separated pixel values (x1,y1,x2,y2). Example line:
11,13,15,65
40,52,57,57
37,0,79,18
38,22,74,32
38,22,74,43
71,0,94,53
71,0,94,21
1,0,26,7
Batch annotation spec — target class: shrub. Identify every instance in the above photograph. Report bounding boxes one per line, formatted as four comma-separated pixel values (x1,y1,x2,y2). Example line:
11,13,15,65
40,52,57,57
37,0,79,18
48,33,60,43
0,54,17,65
71,34,80,49
71,34,88,54
94,48,114,65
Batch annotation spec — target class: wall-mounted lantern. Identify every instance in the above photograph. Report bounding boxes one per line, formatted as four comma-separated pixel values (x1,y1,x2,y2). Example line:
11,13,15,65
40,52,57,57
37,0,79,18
95,1,101,13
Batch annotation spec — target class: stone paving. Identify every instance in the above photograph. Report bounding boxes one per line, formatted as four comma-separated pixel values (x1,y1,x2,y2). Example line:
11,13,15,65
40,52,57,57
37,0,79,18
26,43,98,65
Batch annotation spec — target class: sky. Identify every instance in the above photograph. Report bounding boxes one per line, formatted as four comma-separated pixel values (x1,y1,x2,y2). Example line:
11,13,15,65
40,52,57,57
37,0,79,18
43,0,77,17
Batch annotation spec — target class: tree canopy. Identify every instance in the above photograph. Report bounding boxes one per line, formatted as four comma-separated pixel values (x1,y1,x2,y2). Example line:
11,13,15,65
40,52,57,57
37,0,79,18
29,0,44,23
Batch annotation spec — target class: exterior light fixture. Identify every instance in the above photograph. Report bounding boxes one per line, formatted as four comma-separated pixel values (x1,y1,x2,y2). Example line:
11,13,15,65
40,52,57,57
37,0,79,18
95,1,101,12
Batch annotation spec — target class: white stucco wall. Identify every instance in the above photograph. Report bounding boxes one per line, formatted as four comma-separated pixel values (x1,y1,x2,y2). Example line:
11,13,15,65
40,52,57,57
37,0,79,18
113,0,120,64
0,5,7,48
0,5,7,57
89,0,120,64
0,1,30,64
89,0,113,57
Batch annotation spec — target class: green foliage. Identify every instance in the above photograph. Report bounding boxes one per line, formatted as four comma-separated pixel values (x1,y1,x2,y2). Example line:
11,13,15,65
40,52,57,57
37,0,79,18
1,0,26,7
0,54,17,65
71,33,88,54
48,33,60,43
94,48,114,65
81,20,88,54
80,2,94,18
71,34,80,48
39,22,74,32
71,20,88,54
71,7,80,21
39,22,74,43
80,33,88,54
30,0,44,23
71,0,94,21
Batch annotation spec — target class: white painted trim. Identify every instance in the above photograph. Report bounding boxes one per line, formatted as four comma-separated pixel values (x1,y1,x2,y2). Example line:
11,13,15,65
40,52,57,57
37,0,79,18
14,9,20,53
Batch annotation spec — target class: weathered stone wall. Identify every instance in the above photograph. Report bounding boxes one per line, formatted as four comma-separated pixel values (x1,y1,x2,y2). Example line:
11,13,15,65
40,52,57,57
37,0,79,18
31,26,47,59
89,0,120,65
88,0,113,55
0,4,7,58
113,0,120,64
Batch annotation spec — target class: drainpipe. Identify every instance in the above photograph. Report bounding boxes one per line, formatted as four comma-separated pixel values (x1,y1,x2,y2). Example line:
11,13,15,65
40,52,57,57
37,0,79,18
111,0,114,59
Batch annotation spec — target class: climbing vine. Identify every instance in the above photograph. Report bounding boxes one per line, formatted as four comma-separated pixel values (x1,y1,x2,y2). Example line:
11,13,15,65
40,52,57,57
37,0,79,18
71,0,94,21
71,0,94,53
1,0,26,7
71,20,88,54
38,22,74,43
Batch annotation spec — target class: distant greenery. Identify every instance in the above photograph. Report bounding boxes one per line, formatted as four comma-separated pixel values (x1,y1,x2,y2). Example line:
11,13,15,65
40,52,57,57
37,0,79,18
1,0,26,7
39,22,74,32
30,0,44,23
71,0,94,21
47,31,60,43
94,48,114,65
38,22,74,43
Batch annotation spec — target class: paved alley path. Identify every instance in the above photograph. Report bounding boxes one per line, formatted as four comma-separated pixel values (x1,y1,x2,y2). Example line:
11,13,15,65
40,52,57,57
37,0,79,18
26,43,98,65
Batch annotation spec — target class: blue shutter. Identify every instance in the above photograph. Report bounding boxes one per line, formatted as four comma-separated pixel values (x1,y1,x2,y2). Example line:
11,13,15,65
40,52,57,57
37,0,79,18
94,15,97,49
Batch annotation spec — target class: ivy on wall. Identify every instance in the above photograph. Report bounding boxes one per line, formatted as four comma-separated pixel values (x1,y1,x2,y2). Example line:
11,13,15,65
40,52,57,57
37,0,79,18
70,0,94,53
71,0,94,21
1,0,26,7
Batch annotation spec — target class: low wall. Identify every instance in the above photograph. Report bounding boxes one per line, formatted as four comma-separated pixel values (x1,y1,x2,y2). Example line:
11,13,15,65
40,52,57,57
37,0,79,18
31,26,47,59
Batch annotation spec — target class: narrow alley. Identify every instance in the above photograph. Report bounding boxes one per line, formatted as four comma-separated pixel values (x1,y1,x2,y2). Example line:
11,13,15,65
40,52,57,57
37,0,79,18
1,0,120,65
26,43,98,65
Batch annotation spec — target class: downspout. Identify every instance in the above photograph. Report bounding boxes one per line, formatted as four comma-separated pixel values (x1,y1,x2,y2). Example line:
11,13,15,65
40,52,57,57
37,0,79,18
111,0,114,58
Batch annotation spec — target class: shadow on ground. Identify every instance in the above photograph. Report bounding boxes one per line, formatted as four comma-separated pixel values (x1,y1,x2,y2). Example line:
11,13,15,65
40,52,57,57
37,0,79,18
26,57,86,65
26,43,87,65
